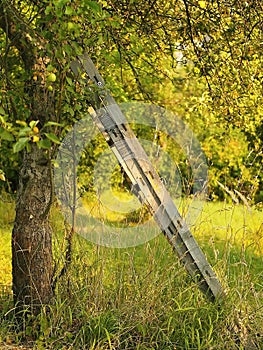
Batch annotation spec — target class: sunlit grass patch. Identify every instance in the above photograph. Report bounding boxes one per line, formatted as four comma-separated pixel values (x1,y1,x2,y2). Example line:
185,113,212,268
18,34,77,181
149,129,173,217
82,189,142,223
0,194,14,292
195,201,263,256
0,228,12,291
0,194,15,228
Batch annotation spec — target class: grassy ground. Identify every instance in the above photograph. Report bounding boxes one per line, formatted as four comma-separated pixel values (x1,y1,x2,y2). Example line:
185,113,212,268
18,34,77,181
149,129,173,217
0,195,262,349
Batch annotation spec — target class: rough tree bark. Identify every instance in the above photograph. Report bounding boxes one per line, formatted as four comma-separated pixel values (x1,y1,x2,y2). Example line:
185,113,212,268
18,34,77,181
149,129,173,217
11,66,55,316
0,2,55,316
12,146,53,315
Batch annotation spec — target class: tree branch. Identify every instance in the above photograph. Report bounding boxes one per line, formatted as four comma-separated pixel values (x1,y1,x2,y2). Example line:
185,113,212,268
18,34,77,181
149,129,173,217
0,1,35,71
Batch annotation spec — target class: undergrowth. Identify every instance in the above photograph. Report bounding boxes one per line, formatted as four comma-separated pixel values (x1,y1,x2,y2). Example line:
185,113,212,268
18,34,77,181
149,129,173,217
0,199,262,349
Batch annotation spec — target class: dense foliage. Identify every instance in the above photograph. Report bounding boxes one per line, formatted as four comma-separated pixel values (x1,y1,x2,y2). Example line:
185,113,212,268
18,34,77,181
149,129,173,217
0,0,262,202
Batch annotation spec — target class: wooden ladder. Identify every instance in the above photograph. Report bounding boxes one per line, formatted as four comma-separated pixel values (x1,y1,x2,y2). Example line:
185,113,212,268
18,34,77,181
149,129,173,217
70,54,224,302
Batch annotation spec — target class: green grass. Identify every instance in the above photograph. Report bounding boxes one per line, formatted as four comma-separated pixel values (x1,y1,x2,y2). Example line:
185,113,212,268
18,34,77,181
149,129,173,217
0,197,262,349
0,195,14,294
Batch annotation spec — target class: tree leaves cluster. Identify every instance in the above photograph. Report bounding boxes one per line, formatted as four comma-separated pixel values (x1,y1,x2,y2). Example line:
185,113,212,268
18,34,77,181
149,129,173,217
177,0,263,200
1,0,262,200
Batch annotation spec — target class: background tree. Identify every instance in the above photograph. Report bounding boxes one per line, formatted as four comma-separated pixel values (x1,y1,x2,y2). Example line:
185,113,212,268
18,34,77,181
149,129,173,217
179,0,263,200
0,0,182,317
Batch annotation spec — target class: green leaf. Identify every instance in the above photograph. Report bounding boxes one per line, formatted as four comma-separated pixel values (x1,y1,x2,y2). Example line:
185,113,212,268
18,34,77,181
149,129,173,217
44,121,64,127
86,1,101,13
13,137,29,153
0,127,14,141
45,133,60,144
65,6,74,15
47,65,55,72
66,76,73,85
45,5,53,15
19,127,31,137
0,115,5,126
63,44,73,57
68,107,74,117
0,107,5,115
0,169,5,182
38,139,52,149
26,142,31,152
16,120,27,126
55,0,68,8
29,120,39,129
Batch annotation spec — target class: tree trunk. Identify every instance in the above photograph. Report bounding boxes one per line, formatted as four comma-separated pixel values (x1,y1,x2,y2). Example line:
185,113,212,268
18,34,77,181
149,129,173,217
12,145,53,315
